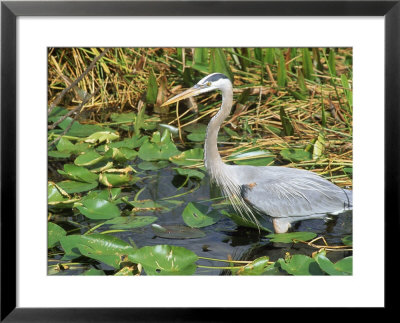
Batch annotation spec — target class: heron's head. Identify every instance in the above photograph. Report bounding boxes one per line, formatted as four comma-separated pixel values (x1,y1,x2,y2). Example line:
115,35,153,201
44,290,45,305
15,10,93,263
161,73,231,107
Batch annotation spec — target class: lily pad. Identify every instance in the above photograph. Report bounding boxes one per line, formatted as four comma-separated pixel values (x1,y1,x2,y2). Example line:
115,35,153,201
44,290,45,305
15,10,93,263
129,245,198,275
99,172,139,187
56,180,98,194
342,235,352,246
174,168,204,180
48,222,67,248
138,131,180,161
182,202,221,228
104,216,157,229
138,160,169,171
74,150,104,166
60,234,136,268
169,148,203,166
151,224,206,239
236,256,271,275
266,231,317,243
58,164,98,183
76,198,120,220
278,255,324,275
84,131,119,144
313,251,352,275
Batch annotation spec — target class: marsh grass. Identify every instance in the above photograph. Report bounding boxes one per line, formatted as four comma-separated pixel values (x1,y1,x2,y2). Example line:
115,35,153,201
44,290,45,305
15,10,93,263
48,47,352,187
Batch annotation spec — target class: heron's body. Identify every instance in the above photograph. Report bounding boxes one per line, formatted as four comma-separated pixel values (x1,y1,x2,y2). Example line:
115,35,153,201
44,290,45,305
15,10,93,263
162,73,352,233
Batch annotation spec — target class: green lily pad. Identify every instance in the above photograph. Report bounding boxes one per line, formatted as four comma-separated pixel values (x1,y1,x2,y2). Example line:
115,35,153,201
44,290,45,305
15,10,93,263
151,224,206,239
74,150,104,166
57,117,108,137
58,164,98,183
138,160,169,171
174,168,204,180
129,245,198,275
60,234,136,268
76,198,120,220
99,172,139,187
108,135,148,149
266,231,317,243
84,131,119,144
104,147,138,163
342,235,352,246
313,250,352,275
57,180,98,194
48,222,67,248
169,148,203,166
104,216,157,229
138,131,180,161
82,268,106,276
236,256,271,275
278,255,324,275
182,202,221,228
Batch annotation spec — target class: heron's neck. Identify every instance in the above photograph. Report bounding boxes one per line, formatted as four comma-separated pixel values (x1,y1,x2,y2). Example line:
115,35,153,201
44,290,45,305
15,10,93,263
204,85,233,181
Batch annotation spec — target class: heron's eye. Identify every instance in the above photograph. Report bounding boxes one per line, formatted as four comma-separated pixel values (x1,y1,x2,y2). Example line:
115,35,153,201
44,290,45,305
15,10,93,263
206,81,211,86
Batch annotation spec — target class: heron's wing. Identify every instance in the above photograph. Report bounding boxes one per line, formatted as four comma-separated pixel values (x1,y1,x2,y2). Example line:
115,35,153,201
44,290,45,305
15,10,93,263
240,170,352,218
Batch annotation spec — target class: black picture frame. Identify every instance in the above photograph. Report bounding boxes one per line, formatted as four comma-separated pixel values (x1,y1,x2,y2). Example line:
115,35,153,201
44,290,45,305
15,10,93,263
1,1,397,321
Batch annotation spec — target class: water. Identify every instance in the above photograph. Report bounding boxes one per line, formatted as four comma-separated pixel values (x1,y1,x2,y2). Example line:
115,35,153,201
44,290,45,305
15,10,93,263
104,166,353,275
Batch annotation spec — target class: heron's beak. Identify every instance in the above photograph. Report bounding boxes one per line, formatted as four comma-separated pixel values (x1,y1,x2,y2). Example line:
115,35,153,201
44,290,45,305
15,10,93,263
161,86,202,107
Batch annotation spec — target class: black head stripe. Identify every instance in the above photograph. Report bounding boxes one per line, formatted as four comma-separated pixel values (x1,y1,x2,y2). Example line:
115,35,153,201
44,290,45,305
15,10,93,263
204,73,228,83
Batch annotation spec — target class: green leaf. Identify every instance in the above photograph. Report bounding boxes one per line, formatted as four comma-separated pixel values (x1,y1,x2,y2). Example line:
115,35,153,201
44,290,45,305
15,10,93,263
82,268,106,276
138,131,180,161
60,234,136,268
104,215,157,229
48,222,67,248
57,180,98,194
280,148,312,162
312,132,325,160
278,255,323,275
110,112,136,123
266,231,317,243
313,251,351,275
151,224,206,239
146,69,158,104
328,49,337,77
169,148,203,166
57,117,107,137
84,131,119,144
76,198,120,220
236,256,271,275
280,107,294,136
174,168,205,180
138,160,169,171
297,69,308,95
129,245,198,275
302,48,314,81
98,172,139,187
277,50,287,88
342,235,352,246
334,256,352,274
74,150,104,166
187,132,205,142
58,164,98,183
182,202,221,228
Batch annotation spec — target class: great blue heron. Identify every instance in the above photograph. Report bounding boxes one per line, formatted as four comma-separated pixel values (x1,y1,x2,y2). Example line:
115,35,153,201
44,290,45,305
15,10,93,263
161,73,352,233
